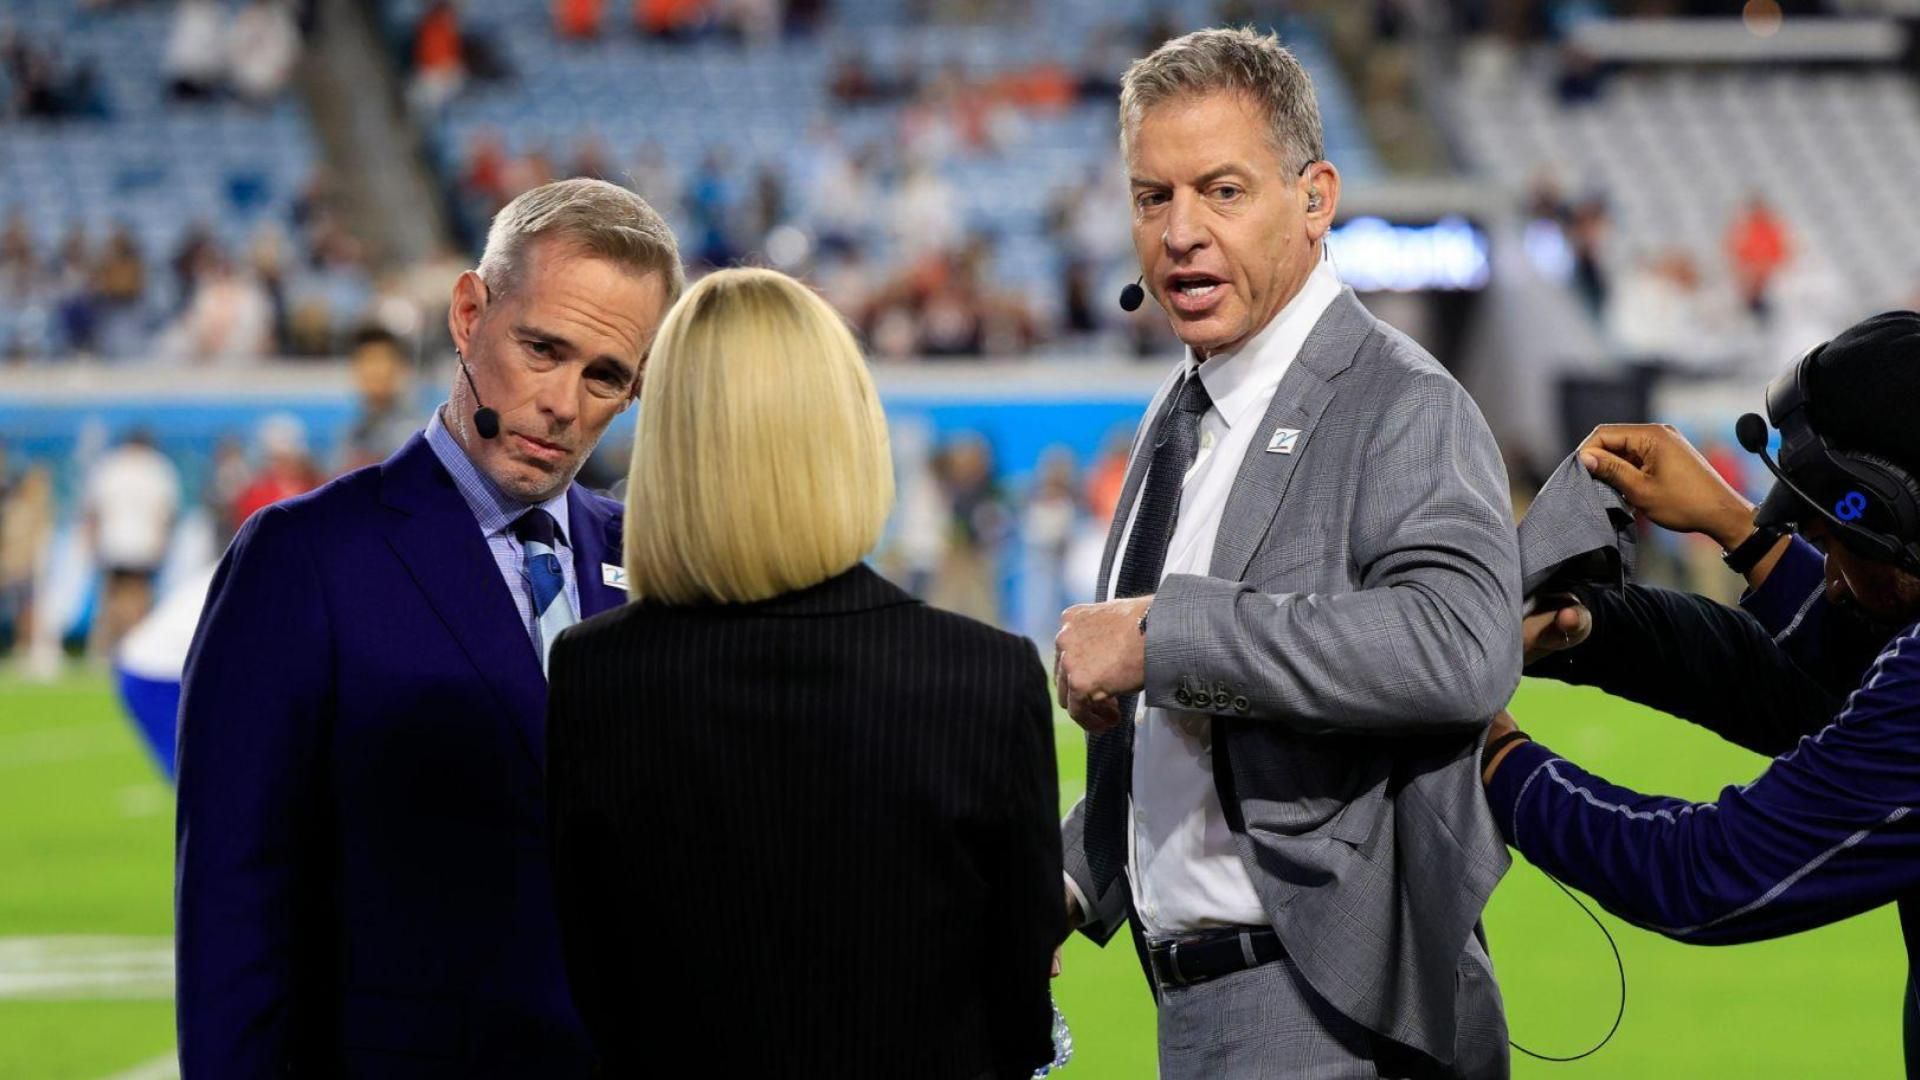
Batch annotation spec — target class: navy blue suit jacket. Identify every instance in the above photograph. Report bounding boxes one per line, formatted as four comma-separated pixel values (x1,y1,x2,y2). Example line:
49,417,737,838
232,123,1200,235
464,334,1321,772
175,432,625,1078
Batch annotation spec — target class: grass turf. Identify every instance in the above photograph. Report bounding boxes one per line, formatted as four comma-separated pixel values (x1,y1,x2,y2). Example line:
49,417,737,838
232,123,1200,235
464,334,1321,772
0,672,1902,1077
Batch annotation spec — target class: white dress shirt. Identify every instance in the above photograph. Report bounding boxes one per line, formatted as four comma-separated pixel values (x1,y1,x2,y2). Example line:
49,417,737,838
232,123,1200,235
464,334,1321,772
1110,253,1344,937
424,408,580,661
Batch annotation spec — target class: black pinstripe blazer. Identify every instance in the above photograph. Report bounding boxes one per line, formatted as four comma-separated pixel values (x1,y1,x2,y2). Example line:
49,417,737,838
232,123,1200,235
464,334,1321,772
545,564,1063,1079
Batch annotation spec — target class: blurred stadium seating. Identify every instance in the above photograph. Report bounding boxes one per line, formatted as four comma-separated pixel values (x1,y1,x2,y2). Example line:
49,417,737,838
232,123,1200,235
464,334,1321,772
0,0,343,359
391,0,1378,317
1457,60,1920,369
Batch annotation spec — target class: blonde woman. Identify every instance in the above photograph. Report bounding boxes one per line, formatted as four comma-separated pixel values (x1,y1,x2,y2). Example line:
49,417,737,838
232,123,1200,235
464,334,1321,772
545,268,1063,1079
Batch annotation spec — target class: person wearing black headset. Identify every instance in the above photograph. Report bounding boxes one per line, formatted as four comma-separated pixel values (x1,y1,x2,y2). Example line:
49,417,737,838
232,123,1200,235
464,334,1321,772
1481,310,1920,1074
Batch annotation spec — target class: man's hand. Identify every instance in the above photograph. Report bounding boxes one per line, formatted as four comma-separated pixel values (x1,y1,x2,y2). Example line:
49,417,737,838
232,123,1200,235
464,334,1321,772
1054,596,1152,732
1523,598,1592,666
1577,424,1756,549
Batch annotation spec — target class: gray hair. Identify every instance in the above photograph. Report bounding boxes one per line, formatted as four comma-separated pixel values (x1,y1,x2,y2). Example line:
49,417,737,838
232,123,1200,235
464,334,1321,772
1119,26,1325,173
476,177,685,302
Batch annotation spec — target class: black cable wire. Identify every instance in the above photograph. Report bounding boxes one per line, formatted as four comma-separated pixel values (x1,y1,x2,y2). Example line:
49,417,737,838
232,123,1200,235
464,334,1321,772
1510,870,1627,1063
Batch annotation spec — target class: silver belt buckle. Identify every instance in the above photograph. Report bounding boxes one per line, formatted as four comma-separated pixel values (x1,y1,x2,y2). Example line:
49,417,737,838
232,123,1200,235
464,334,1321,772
1164,939,1188,988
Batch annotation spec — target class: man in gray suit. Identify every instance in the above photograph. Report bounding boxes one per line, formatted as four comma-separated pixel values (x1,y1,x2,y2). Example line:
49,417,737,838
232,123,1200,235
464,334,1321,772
1052,27,1522,1078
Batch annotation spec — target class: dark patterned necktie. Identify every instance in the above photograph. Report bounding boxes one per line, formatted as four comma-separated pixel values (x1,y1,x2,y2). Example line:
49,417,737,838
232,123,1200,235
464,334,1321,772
1084,371,1213,896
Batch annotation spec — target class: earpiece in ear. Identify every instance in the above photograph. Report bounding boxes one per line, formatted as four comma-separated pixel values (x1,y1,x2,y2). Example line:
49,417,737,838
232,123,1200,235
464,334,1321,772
1306,190,1323,213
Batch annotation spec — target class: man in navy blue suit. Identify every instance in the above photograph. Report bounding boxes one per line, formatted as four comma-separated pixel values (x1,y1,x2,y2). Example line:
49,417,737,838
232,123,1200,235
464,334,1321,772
175,178,683,1077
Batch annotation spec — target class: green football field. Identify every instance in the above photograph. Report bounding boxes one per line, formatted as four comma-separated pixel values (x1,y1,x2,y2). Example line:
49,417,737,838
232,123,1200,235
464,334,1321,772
0,671,1904,1078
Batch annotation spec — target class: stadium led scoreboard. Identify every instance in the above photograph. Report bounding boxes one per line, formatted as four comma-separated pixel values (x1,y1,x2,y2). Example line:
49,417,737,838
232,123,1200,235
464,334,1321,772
1326,216,1492,294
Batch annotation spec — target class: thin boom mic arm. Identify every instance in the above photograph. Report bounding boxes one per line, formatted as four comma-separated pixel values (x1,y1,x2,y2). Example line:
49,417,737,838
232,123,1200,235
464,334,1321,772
456,349,500,440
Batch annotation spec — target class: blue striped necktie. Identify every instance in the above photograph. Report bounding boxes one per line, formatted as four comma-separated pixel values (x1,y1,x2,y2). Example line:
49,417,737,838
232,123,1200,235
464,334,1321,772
511,508,577,673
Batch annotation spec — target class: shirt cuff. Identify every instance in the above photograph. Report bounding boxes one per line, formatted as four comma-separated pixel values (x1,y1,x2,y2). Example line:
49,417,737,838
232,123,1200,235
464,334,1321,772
1485,739,1560,846
1739,536,1826,634
1062,871,1092,929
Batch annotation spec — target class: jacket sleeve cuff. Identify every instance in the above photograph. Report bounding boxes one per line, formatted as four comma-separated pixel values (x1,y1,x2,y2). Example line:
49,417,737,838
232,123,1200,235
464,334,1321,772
1142,573,1244,713
1739,536,1826,635
1485,739,1559,847
1062,872,1092,929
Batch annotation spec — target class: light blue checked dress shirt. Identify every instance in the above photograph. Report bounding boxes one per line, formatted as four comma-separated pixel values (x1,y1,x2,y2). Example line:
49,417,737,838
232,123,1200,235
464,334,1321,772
425,408,581,669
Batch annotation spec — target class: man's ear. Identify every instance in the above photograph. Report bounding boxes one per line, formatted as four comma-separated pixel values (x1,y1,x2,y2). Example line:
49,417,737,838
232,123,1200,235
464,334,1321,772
1302,159,1341,241
449,270,490,357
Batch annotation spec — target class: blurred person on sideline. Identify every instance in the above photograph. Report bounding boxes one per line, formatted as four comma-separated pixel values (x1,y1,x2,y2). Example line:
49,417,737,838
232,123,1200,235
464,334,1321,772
175,179,681,1077
931,433,1009,626
1485,313,1920,1076
545,267,1062,1079
203,435,250,551
83,429,181,656
337,326,421,472
1021,446,1081,645
0,459,55,656
1052,28,1521,1078
229,413,323,531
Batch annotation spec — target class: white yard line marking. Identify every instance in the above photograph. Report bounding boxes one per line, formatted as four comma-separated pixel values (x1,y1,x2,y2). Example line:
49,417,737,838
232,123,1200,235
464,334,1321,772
0,936,173,1001
98,1052,179,1080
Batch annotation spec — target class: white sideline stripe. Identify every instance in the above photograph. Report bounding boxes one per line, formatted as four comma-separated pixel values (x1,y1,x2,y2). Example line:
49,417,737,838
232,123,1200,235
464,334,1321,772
0,936,174,1001
99,1052,179,1080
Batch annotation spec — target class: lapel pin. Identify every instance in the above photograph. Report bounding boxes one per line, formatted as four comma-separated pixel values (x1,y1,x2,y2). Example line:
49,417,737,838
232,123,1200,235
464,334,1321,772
601,564,627,590
1266,427,1302,455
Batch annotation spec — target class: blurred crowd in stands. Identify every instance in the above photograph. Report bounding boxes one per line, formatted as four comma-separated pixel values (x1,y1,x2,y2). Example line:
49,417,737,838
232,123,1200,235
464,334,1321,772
0,0,1894,667
1523,170,1919,378
438,0,1179,359
0,167,396,362
162,0,307,105
9,0,1874,367
0,0,397,363
2,23,111,122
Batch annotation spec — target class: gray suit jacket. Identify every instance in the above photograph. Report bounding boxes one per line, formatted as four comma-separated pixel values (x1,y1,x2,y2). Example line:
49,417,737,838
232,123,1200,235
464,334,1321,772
1517,451,1637,599
1063,289,1522,1066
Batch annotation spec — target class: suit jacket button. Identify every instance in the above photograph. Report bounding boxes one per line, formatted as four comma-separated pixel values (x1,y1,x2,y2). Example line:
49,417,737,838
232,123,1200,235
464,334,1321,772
1174,688,1192,708
1233,696,1250,713
1212,686,1232,709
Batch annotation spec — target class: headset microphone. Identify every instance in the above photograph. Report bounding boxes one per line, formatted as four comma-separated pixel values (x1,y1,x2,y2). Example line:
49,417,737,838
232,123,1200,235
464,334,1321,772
455,348,500,440
1118,276,1146,312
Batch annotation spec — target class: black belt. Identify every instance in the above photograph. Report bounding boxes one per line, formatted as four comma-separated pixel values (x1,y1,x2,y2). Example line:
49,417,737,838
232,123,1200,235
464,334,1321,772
1146,927,1283,990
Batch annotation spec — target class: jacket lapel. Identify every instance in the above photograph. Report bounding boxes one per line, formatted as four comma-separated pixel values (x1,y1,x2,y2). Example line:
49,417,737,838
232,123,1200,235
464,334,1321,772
377,434,548,767
1208,289,1374,582
567,487,627,618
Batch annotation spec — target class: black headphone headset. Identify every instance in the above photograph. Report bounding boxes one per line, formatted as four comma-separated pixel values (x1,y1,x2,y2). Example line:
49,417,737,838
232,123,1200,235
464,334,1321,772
1737,340,1920,575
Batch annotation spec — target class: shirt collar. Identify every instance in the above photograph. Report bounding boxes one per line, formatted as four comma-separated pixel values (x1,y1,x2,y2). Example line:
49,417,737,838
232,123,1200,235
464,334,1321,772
425,406,572,546
1189,247,1343,431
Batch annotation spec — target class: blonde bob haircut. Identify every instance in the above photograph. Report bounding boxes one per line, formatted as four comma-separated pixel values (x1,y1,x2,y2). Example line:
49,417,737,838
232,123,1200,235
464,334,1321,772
623,267,893,605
